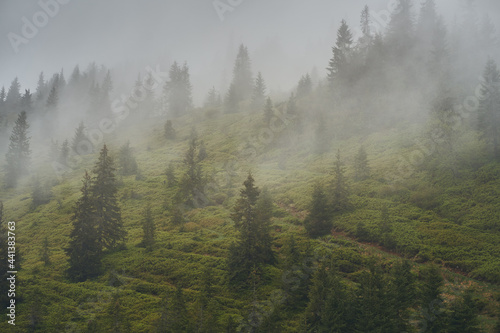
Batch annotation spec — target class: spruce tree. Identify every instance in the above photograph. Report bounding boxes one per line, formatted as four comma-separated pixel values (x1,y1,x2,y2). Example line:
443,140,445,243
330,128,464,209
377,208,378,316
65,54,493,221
304,184,331,238
31,175,49,209
164,119,176,140
419,264,446,332
354,264,396,332
386,0,415,60
227,173,274,286
327,20,354,87
229,44,253,104
392,260,416,331
21,89,33,113
164,62,193,117
35,72,46,101
224,83,239,114
263,97,273,125
329,150,351,213
304,265,331,330
169,285,189,331
59,139,70,165
66,171,101,281
296,73,312,98
358,5,373,52
197,140,207,162
142,203,155,252
379,205,395,249
204,86,221,109
179,138,205,208
447,289,480,332
46,84,58,110
5,77,21,111
118,141,138,176
0,86,6,118
92,145,126,250
314,116,329,154
165,163,177,187
251,72,266,112
72,121,91,155
353,146,369,181
4,111,31,188
478,58,500,159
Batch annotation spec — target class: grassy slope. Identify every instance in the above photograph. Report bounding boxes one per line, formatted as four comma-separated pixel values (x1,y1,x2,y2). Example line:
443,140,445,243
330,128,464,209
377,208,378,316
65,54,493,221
1,108,499,331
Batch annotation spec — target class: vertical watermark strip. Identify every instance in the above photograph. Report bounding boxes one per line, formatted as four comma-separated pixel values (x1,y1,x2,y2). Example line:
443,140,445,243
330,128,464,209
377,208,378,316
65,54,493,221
6,221,17,326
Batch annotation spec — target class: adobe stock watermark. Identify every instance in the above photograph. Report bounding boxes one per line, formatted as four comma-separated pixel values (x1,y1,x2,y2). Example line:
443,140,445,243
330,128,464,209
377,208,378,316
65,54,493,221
213,0,245,22
51,64,168,179
7,0,72,54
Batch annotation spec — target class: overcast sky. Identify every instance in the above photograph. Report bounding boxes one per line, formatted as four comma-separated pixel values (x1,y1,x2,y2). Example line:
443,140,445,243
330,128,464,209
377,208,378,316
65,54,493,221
0,0,498,104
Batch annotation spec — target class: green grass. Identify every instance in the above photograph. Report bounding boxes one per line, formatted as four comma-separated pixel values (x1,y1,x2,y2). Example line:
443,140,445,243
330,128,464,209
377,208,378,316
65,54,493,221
1,109,499,331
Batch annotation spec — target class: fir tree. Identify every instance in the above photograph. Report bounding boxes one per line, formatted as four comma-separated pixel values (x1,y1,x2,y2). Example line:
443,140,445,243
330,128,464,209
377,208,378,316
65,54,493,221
478,58,500,159
304,184,331,238
142,203,155,252
379,205,395,249
20,89,33,113
314,116,329,154
31,175,50,209
106,293,131,332
179,138,205,208
169,285,189,332
227,173,274,286
204,86,222,109
353,146,370,181
224,83,239,114
0,86,6,116
5,77,21,111
447,289,480,332
165,163,177,187
118,141,138,176
392,260,416,331
4,111,31,187
164,62,193,117
92,145,126,251
46,84,58,110
329,150,351,213
358,5,373,51
386,0,415,59
66,171,101,281
198,140,207,162
327,20,354,87
251,72,266,112
164,119,176,140
263,97,273,125
229,44,253,104
72,121,92,155
354,264,396,332
35,72,46,101
418,264,446,332
296,73,312,98
59,139,70,165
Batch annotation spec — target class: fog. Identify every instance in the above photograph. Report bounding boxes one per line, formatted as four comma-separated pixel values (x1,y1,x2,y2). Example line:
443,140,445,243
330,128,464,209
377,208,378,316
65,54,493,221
2,0,496,104
0,0,499,175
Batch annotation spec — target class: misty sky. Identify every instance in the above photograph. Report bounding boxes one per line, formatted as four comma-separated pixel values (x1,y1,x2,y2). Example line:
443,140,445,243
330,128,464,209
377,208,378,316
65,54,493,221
1,0,499,104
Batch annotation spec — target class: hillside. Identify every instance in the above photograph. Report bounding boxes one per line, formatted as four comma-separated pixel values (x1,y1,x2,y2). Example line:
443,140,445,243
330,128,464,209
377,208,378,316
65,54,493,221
0,108,499,331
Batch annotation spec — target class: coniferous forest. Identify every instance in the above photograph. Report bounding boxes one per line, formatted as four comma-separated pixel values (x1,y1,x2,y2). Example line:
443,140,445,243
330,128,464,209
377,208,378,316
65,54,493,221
0,0,500,331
